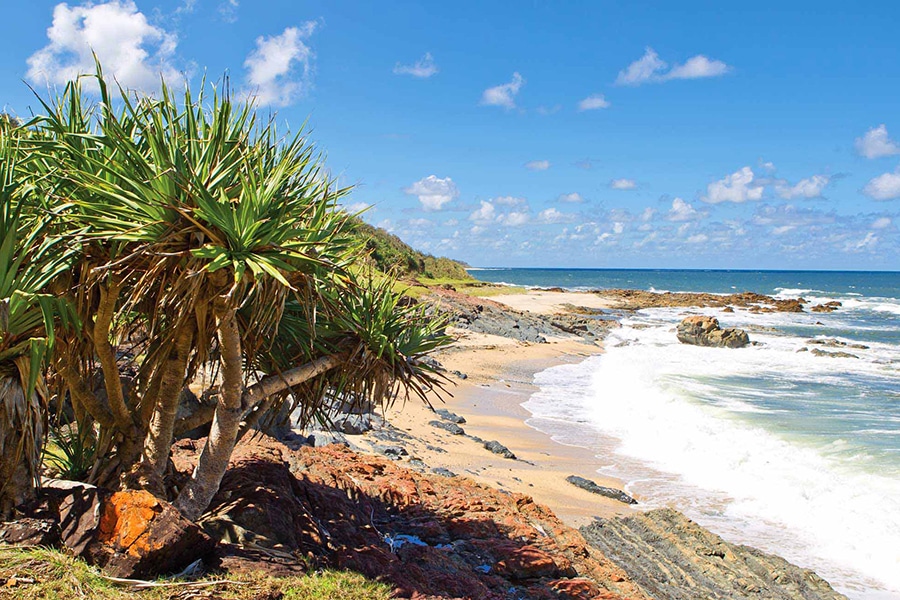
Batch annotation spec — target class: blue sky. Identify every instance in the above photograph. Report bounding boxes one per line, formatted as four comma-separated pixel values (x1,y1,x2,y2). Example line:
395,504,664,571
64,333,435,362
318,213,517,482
3,1,900,270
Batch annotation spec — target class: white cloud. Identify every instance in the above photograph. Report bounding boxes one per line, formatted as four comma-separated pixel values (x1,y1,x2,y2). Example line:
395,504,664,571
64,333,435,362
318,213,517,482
666,197,704,221
407,218,433,228
850,232,878,251
537,104,561,115
705,166,765,204
243,23,317,107
524,160,550,171
615,47,730,86
469,200,496,224
495,196,527,206
609,178,637,190
481,72,524,109
863,167,900,200
612,222,625,234
537,208,573,224
686,233,709,244
219,0,239,23
578,94,610,111
772,225,796,235
872,217,892,229
640,207,656,221
498,211,530,227
26,0,180,91
343,202,371,214
557,192,584,203
615,47,667,86
761,161,776,172
404,175,459,211
855,125,900,159
666,55,730,80
393,52,438,78
776,174,830,199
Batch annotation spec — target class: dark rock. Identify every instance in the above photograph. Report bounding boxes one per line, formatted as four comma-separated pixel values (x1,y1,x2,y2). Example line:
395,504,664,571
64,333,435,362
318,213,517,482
810,301,842,313
87,489,214,578
435,408,467,424
46,480,103,556
0,518,60,547
452,370,468,380
811,348,859,359
566,475,637,505
676,316,750,349
483,440,517,460
431,467,457,478
377,445,408,459
581,508,846,600
429,420,466,435
333,414,373,435
806,337,868,350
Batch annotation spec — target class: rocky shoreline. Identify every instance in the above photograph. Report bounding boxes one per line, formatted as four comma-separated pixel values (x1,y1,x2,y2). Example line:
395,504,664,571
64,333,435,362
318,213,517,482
1,287,850,599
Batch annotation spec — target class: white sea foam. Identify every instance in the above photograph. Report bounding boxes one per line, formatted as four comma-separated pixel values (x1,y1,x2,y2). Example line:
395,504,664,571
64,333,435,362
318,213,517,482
525,308,900,599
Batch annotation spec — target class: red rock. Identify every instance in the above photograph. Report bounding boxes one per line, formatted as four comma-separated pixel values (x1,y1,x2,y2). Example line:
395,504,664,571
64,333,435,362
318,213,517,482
493,543,561,579
88,489,213,578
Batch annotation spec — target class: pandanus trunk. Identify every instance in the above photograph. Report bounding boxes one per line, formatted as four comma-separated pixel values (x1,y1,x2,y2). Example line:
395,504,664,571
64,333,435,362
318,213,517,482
0,376,44,519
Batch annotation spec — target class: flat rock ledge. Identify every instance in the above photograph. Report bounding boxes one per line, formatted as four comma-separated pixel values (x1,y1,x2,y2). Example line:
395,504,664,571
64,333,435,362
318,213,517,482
677,315,750,349
581,508,847,600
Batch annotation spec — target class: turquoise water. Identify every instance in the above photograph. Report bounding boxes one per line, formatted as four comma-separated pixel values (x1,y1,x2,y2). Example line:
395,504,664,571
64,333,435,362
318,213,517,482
470,268,900,599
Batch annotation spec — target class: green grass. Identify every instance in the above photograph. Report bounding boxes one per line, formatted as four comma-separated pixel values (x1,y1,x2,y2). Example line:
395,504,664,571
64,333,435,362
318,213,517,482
0,547,392,600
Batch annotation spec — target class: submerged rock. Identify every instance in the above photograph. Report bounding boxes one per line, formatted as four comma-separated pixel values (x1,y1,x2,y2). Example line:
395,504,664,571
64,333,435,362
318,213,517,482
676,316,750,348
566,475,637,505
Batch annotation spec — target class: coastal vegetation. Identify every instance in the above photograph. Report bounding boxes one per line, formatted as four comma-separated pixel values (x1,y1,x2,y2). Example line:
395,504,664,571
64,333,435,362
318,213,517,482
0,67,451,519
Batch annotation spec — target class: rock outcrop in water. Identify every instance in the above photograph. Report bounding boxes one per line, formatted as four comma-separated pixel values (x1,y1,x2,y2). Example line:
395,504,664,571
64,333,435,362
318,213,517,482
580,509,847,600
676,316,750,348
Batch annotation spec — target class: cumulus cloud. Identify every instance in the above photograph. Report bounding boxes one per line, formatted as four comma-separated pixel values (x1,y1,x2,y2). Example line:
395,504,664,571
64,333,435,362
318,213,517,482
481,72,524,109
498,211,530,226
666,197,705,221
609,178,637,190
776,174,830,199
666,55,730,80
26,0,180,91
243,22,318,107
537,208,573,224
705,167,765,204
855,125,900,159
524,160,550,171
557,192,584,203
863,167,900,200
640,207,656,222
615,47,730,86
469,200,496,224
404,175,459,211
393,52,438,78
686,233,709,244
872,216,893,229
578,94,610,111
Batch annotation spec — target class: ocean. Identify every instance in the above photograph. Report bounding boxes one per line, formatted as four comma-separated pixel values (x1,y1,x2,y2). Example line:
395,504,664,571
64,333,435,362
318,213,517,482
468,268,900,600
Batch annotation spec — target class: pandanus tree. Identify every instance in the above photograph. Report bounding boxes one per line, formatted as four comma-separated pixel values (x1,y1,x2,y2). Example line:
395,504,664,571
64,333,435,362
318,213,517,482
0,122,76,517
5,69,450,520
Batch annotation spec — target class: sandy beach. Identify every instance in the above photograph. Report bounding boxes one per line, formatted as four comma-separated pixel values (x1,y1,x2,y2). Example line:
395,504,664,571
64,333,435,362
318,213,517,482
375,291,636,527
